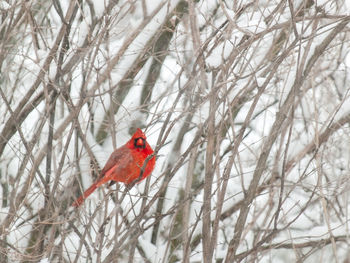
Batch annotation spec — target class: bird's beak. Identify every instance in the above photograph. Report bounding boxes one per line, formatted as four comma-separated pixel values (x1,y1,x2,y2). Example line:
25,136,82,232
135,138,146,148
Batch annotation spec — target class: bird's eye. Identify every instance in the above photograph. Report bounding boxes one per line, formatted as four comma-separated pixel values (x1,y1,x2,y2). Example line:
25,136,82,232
134,137,146,149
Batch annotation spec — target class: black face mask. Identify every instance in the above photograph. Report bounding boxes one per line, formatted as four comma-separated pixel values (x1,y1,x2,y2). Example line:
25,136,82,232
134,137,146,149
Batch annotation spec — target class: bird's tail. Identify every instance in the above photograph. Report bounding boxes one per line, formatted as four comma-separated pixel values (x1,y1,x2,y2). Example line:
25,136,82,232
72,183,98,207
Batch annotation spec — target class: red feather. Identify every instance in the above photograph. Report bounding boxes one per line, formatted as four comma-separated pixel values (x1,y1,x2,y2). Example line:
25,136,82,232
72,128,156,207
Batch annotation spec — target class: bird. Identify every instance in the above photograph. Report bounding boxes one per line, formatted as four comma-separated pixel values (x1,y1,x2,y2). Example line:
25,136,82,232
72,128,156,207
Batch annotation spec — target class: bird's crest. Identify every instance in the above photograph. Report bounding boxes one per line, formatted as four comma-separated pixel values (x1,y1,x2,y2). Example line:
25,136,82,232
132,128,146,139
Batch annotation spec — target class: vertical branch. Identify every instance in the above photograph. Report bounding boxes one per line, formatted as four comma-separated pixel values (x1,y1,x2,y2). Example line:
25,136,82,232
202,89,217,263
45,88,57,205
182,147,197,263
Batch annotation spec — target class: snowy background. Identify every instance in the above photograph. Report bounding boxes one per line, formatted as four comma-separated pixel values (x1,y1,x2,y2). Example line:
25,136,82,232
1,0,350,262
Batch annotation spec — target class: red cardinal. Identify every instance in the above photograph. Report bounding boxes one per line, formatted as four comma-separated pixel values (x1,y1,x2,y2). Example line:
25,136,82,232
72,128,156,207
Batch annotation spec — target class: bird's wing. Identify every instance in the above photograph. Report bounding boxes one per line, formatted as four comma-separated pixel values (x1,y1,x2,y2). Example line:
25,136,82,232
97,146,130,180
96,147,136,186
